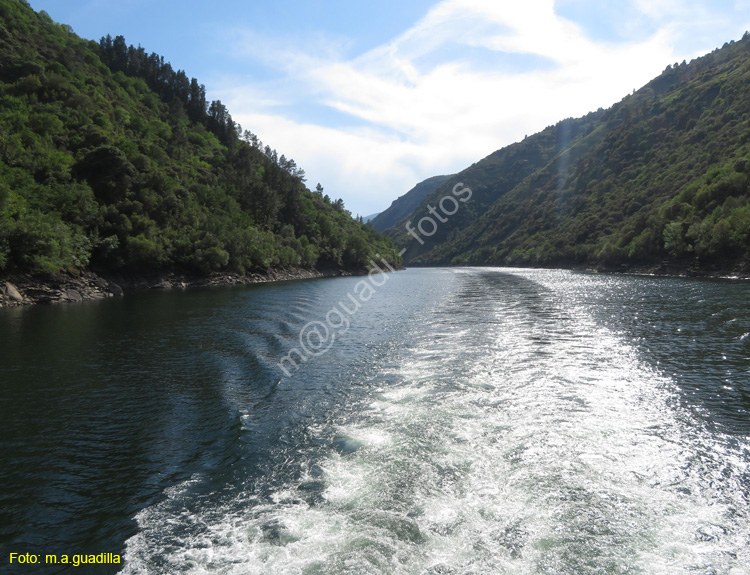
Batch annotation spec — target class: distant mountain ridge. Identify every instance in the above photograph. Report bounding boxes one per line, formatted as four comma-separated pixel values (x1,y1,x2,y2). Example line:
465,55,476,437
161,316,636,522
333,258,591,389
384,33,750,274
370,175,453,232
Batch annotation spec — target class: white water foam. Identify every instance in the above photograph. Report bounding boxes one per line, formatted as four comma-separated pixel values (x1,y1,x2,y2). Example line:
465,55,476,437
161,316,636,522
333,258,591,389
121,269,750,574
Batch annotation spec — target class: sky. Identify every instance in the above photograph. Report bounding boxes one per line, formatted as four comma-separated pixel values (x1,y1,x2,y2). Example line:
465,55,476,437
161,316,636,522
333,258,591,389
27,0,750,217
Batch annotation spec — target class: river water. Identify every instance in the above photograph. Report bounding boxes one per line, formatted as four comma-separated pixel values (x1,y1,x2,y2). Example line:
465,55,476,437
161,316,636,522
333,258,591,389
1,268,749,574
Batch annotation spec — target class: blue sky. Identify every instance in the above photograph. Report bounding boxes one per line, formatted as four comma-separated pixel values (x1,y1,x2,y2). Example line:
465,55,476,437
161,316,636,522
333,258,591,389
28,0,750,217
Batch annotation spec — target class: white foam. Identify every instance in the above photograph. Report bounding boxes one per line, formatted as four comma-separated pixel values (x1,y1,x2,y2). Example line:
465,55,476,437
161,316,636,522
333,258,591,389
121,269,750,574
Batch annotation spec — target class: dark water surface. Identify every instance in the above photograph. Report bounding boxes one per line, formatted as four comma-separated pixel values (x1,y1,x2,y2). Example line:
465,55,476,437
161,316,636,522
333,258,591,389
1,268,749,574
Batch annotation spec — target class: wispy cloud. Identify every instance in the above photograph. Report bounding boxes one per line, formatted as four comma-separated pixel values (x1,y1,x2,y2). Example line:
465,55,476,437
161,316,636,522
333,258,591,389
215,0,746,215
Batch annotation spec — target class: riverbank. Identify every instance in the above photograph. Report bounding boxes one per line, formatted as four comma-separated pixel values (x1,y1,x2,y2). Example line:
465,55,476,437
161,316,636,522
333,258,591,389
0,267,353,308
589,258,750,280
404,260,750,281
3,259,743,308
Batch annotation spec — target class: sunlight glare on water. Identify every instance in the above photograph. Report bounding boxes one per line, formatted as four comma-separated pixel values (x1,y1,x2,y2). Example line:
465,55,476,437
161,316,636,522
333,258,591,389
118,269,750,574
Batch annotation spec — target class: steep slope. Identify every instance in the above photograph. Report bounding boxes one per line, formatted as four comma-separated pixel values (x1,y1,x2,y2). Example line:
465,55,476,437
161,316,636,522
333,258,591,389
388,34,750,273
371,174,453,232
0,0,401,278
383,113,606,258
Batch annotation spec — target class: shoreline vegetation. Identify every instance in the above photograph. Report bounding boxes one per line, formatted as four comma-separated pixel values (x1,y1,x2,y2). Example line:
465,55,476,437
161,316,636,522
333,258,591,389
0,2,403,294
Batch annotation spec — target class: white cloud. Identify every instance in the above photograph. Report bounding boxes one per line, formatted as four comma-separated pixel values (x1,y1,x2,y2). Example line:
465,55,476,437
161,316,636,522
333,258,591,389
633,0,686,19
215,0,739,216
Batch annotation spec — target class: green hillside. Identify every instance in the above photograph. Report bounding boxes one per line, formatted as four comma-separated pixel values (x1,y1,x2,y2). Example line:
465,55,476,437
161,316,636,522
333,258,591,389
370,174,453,232
386,33,750,273
0,0,401,277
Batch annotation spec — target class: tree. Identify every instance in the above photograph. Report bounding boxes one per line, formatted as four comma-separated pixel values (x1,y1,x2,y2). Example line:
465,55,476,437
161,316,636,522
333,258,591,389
72,146,136,204
0,5,403,278
187,78,207,122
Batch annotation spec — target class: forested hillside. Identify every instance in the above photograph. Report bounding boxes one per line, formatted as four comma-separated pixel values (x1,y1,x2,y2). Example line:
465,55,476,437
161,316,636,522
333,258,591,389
370,174,452,232
386,33,750,273
0,0,401,277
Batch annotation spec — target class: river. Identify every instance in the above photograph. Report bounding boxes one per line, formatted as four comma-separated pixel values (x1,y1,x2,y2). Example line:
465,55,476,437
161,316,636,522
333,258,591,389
1,268,749,574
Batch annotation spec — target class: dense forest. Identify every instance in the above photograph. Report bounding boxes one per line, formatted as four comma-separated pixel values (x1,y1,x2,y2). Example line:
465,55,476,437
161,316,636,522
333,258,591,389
383,33,750,272
0,0,401,277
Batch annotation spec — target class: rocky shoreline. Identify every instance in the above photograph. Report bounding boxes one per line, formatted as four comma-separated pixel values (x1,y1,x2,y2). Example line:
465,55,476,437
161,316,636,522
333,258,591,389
3,260,745,309
0,267,352,308
407,260,750,280
589,259,750,280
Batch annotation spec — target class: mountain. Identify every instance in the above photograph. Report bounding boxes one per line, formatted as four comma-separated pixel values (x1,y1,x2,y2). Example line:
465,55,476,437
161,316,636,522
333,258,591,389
370,174,453,232
385,33,750,274
363,212,380,223
0,0,401,279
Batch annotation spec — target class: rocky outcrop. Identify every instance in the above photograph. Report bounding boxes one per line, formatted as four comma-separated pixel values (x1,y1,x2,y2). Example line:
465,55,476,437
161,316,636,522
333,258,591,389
2,281,23,302
0,272,122,307
0,267,355,308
